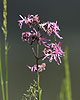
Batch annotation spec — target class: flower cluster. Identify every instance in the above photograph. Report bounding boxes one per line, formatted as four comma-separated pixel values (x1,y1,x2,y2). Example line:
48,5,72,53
18,14,64,72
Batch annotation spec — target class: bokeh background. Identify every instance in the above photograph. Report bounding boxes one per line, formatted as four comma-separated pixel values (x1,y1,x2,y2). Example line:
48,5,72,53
0,0,80,100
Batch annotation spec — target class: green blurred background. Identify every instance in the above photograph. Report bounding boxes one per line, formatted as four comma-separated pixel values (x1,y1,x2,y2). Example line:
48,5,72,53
0,0,80,100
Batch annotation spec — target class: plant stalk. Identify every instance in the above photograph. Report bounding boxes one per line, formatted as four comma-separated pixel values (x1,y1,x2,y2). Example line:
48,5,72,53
5,36,8,100
2,0,8,99
0,44,5,100
64,47,72,100
36,42,42,100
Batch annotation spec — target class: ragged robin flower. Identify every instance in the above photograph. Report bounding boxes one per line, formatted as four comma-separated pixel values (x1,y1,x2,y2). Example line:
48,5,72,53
39,21,63,41
42,42,64,65
18,14,40,29
21,27,50,47
21,32,31,41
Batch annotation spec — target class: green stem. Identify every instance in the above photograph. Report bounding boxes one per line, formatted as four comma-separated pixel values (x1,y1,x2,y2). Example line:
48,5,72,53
0,44,5,100
36,42,42,100
64,47,72,100
2,0,8,99
5,36,8,100
60,79,65,100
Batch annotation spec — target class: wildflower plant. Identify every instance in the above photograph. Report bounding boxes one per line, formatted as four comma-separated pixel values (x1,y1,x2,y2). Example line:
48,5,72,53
18,14,64,100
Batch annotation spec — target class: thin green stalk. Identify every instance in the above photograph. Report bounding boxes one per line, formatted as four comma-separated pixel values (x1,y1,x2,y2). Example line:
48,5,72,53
60,47,72,100
60,79,65,100
0,44,5,100
5,36,8,100
64,47,72,100
2,0,8,100
36,42,42,100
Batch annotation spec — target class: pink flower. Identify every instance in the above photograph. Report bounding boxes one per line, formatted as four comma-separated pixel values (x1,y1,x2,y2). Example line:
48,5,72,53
31,29,40,43
38,63,46,72
27,63,46,72
21,32,31,41
39,21,63,41
27,65,37,72
27,14,40,28
18,15,27,29
42,48,53,62
18,14,40,29
38,37,50,48
42,42,64,65
27,14,40,24
32,14,40,24
51,21,63,41
31,28,50,47
21,28,50,47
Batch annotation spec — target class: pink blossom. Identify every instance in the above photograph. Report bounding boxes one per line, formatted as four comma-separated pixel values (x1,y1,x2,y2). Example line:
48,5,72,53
31,29,50,47
51,21,63,41
42,48,53,62
42,42,64,65
27,14,40,24
32,14,40,24
38,63,46,72
18,14,40,29
21,28,50,47
38,37,50,48
39,21,63,41
21,32,31,41
26,14,40,28
27,63,46,72
18,15,27,29
27,65,37,72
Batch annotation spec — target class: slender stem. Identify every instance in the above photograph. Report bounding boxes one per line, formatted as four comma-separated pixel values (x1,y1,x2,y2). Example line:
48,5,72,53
5,36,8,100
26,40,38,59
31,45,37,59
36,42,39,91
64,47,72,100
2,0,8,99
36,42,42,100
0,44,5,100
60,79,65,100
